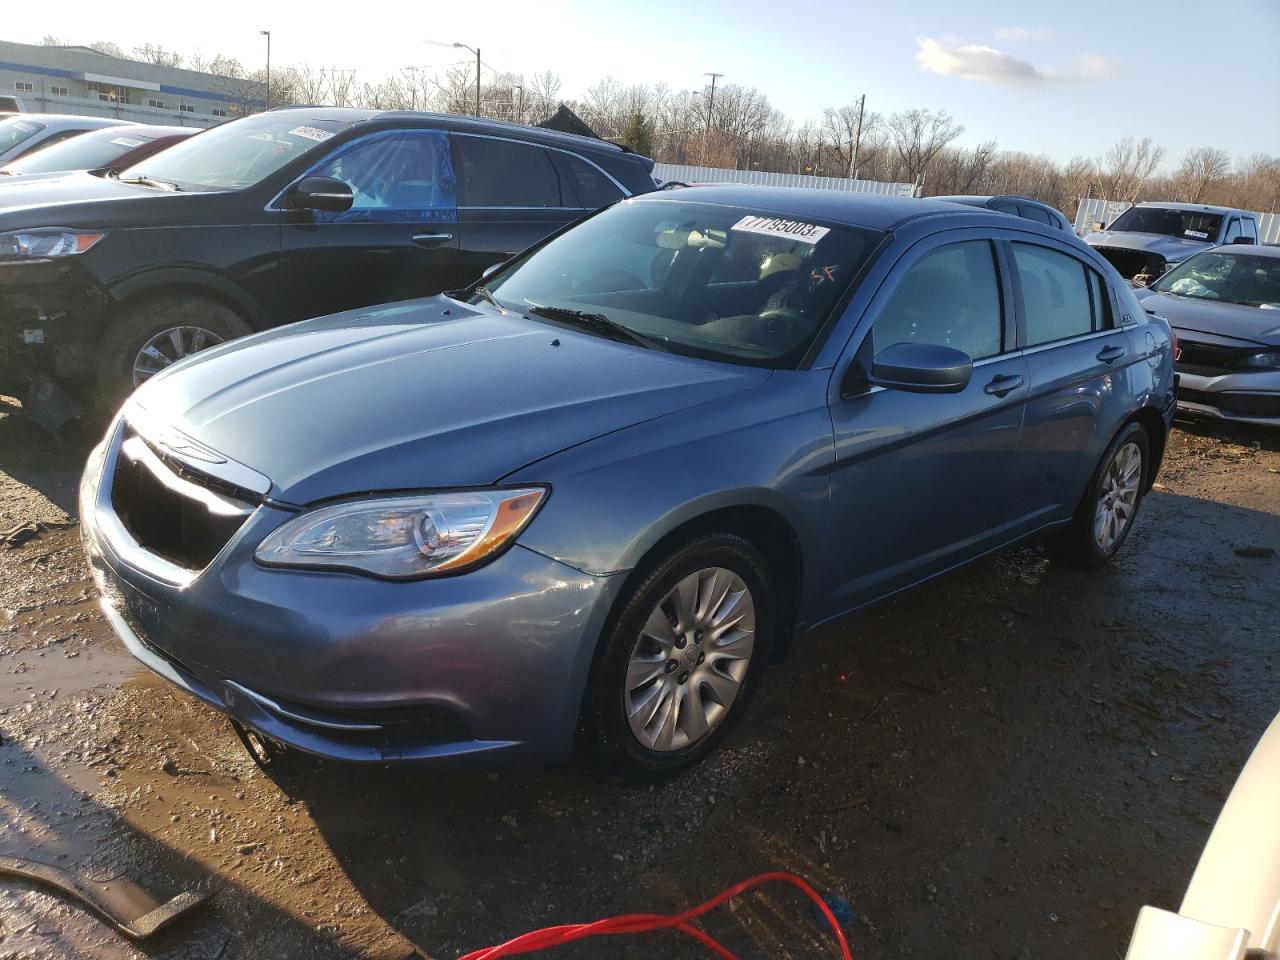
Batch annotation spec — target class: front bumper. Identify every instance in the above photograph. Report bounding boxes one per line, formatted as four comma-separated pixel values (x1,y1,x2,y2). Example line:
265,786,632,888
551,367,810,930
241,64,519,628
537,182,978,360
1174,369,1280,427
79,427,624,764
0,260,108,390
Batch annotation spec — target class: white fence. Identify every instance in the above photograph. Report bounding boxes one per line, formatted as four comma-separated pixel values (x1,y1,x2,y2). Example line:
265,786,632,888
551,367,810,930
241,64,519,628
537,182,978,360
651,163,916,197
1073,197,1280,244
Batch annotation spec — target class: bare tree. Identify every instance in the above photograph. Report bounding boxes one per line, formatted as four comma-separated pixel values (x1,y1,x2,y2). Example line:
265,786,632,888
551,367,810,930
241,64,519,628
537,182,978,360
89,41,125,59
41,34,65,46
1173,147,1232,203
132,43,184,68
1101,136,1166,204
887,109,963,190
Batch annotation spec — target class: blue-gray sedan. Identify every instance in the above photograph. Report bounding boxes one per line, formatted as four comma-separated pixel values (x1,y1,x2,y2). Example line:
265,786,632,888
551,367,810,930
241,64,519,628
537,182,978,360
80,185,1177,774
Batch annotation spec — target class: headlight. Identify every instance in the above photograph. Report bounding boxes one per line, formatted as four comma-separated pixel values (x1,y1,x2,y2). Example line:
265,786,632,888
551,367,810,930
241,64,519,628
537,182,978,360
1242,351,1280,369
0,229,106,262
255,488,547,579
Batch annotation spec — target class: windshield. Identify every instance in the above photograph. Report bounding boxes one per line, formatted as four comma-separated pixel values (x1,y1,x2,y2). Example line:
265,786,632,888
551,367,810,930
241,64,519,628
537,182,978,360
1152,251,1280,308
0,118,46,153
118,114,352,191
475,199,884,366
1108,207,1223,242
2,127,153,175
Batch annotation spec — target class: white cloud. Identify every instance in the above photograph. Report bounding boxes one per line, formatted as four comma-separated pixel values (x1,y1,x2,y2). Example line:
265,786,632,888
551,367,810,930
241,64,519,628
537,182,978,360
994,26,1051,42
915,37,1117,86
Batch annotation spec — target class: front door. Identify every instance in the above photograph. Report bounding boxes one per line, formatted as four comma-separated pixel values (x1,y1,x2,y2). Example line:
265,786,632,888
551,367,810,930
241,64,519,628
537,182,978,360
822,233,1028,617
273,128,461,324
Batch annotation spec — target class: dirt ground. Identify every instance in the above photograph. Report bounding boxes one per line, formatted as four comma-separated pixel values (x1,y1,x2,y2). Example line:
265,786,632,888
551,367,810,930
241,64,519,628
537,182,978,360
0,406,1276,960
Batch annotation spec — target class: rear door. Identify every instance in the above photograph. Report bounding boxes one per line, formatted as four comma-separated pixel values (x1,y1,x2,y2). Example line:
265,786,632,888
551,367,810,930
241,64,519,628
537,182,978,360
1004,233,1136,533
275,127,460,322
450,134,586,278
823,232,1028,615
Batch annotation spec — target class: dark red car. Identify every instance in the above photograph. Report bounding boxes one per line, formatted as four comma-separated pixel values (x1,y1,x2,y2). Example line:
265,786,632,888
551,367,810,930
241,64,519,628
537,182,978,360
0,124,196,178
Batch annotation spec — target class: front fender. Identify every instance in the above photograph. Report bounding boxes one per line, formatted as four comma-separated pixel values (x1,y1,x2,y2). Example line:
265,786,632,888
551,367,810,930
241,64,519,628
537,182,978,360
107,267,271,330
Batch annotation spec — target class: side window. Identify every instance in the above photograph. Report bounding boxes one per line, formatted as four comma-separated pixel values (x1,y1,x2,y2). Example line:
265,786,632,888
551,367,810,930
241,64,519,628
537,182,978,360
1241,218,1258,243
1087,268,1114,329
1012,243,1095,345
306,129,456,224
552,152,624,209
870,240,1003,361
452,136,561,207
1223,218,1242,243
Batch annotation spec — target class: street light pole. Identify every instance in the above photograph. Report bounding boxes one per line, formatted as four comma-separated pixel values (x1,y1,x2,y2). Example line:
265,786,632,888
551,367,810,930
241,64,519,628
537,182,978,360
453,42,481,117
260,30,271,110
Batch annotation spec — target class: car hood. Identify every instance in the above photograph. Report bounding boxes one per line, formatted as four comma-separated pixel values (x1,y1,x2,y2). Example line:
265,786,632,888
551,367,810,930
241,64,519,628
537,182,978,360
1085,231,1209,262
128,296,771,504
1138,290,1280,345
0,171,208,228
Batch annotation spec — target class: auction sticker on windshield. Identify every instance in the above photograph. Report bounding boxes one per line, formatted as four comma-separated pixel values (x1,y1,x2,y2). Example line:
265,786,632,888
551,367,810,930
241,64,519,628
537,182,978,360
111,137,147,148
1185,230,1210,239
732,215,830,244
289,126,335,143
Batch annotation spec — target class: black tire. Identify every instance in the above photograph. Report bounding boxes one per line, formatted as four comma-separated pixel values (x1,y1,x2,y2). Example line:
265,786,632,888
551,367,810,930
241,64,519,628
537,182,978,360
582,533,775,777
1047,421,1150,568
96,295,252,405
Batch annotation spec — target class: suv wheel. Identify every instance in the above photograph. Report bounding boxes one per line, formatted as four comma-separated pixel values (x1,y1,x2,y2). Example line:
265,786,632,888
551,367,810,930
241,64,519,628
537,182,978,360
583,533,774,776
97,295,252,403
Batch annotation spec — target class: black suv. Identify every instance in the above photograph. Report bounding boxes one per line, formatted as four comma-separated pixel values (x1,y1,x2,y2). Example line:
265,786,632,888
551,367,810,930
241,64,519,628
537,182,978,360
0,107,656,402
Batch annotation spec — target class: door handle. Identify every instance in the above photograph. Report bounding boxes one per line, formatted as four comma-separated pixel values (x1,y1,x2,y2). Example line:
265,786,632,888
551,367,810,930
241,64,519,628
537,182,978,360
1097,344,1127,363
411,232,453,248
984,373,1024,397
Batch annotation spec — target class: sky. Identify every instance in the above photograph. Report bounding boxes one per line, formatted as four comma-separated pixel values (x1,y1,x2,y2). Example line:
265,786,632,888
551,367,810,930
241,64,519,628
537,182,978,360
9,0,1280,167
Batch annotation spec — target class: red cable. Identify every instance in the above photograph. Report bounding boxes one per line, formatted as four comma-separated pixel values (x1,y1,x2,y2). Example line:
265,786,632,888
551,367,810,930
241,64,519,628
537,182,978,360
457,870,853,960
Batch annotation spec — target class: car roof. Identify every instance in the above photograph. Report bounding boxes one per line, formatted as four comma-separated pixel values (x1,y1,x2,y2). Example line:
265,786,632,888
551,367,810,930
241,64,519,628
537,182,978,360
1135,201,1246,216
1203,243,1280,260
632,183,1005,231
267,105,638,159
2,113,135,129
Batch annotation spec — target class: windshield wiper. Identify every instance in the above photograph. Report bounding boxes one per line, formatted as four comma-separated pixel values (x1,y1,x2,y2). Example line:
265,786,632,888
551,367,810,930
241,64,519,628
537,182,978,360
525,304,668,352
117,175,181,191
473,285,505,310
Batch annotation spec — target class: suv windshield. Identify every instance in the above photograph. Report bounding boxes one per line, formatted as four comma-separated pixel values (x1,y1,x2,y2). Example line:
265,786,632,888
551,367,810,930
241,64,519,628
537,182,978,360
118,114,352,191
0,117,46,152
1152,251,1280,308
2,127,151,175
475,199,884,366
1108,206,1224,241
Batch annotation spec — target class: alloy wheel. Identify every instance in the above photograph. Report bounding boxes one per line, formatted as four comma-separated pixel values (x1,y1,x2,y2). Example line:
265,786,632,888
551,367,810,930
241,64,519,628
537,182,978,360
624,567,756,752
133,325,226,386
1093,440,1143,552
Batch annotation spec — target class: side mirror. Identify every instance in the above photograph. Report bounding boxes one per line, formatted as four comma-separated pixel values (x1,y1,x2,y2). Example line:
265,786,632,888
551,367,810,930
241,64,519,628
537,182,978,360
287,176,353,213
1231,236,1254,245
867,342,973,394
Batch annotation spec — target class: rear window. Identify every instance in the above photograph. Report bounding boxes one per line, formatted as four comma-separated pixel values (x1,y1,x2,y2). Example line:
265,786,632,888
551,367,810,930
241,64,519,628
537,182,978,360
452,135,562,207
0,117,46,152
552,152,624,208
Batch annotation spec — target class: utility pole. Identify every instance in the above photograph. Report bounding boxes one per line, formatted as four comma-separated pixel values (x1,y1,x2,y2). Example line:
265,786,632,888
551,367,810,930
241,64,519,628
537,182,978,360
453,43,481,117
703,72,724,135
260,30,271,110
847,93,865,179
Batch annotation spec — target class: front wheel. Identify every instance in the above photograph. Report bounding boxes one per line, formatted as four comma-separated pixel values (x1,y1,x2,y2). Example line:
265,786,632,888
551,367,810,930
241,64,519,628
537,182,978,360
583,534,774,776
1048,422,1149,567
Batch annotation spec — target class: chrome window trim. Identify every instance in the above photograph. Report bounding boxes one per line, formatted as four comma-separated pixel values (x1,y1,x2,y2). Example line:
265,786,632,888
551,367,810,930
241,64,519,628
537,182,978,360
1019,327,1119,358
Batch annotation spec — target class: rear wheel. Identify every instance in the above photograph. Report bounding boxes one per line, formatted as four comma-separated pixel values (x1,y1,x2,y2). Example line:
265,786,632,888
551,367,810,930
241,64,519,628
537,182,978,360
1048,422,1149,567
96,295,252,404
583,534,774,776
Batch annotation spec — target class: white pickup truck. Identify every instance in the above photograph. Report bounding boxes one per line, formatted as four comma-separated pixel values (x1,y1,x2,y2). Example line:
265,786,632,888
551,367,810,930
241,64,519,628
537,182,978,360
1086,202,1261,284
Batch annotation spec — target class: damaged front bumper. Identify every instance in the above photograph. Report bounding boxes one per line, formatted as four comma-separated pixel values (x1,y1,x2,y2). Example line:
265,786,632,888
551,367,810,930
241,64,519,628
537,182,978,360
0,259,109,394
